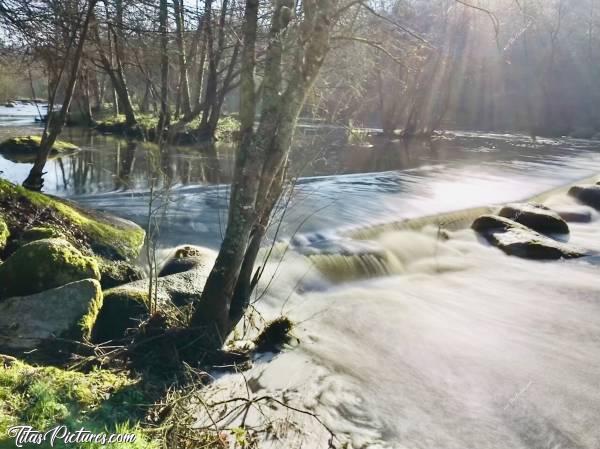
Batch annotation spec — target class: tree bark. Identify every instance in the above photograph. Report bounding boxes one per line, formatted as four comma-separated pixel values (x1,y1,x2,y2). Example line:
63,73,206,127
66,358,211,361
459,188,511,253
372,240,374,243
23,0,98,191
190,0,336,347
173,0,192,116
156,0,170,144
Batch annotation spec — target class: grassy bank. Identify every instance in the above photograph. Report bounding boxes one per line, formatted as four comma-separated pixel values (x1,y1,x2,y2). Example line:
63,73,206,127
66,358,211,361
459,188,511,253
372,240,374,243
0,360,155,449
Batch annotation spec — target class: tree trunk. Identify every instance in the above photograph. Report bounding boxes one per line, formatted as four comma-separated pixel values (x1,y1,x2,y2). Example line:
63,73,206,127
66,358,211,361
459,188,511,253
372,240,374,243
189,0,335,347
173,0,192,116
156,0,170,144
23,0,98,191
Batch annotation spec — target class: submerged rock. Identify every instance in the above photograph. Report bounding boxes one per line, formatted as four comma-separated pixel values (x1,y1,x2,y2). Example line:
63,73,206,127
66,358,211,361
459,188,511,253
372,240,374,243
498,203,569,234
98,258,146,289
554,205,595,223
0,279,103,352
0,178,145,261
0,238,100,299
92,287,149,343
472,215,585,260
159,245,214,277
0,136,79,163
568,185,600,210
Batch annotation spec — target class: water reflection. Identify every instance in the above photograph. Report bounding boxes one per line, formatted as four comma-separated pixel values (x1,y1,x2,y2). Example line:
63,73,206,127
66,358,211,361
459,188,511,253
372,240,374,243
1,125,600,199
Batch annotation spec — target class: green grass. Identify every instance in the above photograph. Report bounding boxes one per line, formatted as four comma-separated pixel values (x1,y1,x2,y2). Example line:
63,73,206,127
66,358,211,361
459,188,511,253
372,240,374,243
0,362,157,449
95,114,240,142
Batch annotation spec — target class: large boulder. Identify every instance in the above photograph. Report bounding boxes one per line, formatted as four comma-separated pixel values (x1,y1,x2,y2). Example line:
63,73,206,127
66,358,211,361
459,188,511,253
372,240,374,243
472,215,585,260
0,178,145,261
124,268,207,306
498,203,569,235
568,185,600,210
159,245,214,277
98,258,146,289
4,226,65,255
0,238,100,299
92,267,209,342
92,287,149,343
0,279,103,352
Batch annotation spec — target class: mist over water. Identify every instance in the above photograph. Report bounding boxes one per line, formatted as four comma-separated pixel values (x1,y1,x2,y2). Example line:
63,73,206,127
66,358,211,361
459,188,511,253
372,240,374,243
2,122,600,447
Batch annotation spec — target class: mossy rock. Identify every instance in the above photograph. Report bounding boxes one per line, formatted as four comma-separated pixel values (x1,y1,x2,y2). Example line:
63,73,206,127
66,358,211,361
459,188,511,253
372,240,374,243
92,287,149,343
0,215,8,251
21,225,64,242
0,136,80,162
158,244,214,277
3,225,65,256
0,178,145,260
98,258,146,289
0,279,103,353
0,238,100,299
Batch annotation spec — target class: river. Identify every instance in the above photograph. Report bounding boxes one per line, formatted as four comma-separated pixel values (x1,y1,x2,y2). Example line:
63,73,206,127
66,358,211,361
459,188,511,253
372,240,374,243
2,103,600,448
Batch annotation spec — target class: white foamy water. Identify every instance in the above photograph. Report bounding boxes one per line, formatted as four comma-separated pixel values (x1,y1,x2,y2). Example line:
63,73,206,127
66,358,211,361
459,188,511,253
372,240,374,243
202,191,600,449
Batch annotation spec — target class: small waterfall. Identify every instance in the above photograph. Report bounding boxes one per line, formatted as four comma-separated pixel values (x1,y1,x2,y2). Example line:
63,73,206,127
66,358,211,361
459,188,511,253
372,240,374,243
308,251,402,282
347,206,496,240
306,230,468,282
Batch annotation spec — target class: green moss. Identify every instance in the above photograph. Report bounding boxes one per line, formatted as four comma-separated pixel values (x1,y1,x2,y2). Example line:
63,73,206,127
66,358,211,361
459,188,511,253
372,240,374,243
92,287,149,343
96,114,158,136
98,258,145,289
78,280,104,341
96,114,240,142
0,136,79,155
0,216,8,251
0,179,145,261
0,361,157,449
214,115,240,141
0,238,100,299
20,226,64,243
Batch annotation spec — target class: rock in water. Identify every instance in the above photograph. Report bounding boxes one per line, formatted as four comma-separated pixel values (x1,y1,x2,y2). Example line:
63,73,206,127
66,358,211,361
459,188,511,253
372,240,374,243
0,136,80,163
568,185,600,209
159,245,214,277
472,215,585,260
498,203,569,234
0,238,100,299
554,206,594,223
0,279,103,352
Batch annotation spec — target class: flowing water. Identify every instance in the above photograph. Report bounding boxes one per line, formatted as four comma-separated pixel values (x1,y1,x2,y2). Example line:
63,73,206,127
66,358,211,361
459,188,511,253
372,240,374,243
2,111,600,448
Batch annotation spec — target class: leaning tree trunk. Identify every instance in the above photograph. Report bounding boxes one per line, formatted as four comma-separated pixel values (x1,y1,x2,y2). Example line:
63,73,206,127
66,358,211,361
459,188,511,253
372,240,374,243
23,0,98,191
189,0,336,347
